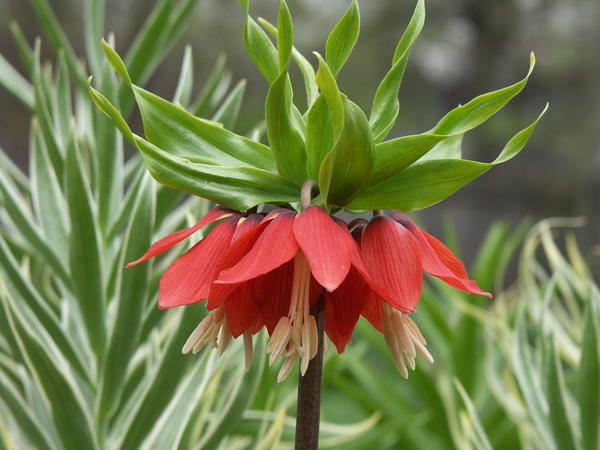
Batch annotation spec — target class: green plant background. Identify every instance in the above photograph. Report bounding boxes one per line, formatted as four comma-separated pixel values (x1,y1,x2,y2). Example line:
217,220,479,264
0,1,598,449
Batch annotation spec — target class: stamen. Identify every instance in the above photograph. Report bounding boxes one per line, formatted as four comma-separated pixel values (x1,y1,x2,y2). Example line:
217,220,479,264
218,316,232,354
381,304,433,378
267,252,319,382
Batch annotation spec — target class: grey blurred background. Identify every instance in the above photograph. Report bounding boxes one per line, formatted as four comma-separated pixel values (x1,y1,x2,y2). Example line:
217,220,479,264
1,0,599,269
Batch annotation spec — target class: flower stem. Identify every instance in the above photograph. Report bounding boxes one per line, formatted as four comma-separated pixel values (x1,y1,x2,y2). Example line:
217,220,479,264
295,295,324,449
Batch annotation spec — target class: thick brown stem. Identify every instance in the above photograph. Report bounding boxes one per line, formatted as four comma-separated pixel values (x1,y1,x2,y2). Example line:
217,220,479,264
295,296,324,450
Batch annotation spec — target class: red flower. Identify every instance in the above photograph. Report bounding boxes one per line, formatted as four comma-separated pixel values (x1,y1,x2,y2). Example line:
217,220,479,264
130,205,491,381
209,206,394,381
348,213,491,377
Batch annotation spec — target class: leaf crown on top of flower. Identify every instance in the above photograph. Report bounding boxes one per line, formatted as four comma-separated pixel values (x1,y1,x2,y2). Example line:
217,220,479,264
89,0,547,213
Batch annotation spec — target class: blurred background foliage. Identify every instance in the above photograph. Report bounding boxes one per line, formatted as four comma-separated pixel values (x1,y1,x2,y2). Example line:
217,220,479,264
1,0,599,268
0,0,598,449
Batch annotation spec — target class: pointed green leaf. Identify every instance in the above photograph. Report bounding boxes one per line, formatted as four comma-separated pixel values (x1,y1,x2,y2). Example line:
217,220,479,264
29,0,87,87
319,97,374,206
314,53,344,136
326,0,360,77
432,53,536,135
0,235,91,384
99,176,155,420
265,73,307,183
30,120,68,258
351,104,547,210
546,338,578,450
240,0,279,83
66,133,106,357
133,135,298,210
211,79,246,130
258,17,319,109
579,299,600,450
420,133,463,160
0,155,69,284
52,52,72,148
8,21,34,75
102,39,132,86
173,45,194,106
306,95,334,179
1,292,97,450
191,53,229,116
139,352,218,450
0,372,55,450
277,0,293,71
370,0,424,141
133,85,275,169
84,0,105,76
88,78,135,143
371,133,446,181
0,53,34,108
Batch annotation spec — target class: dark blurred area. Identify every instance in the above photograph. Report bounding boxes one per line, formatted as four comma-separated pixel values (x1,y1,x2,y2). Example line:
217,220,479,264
1,0,598,269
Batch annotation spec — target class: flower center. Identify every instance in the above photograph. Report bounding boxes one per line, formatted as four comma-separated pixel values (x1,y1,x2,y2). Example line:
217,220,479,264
267,252,318,382
381,303,433,378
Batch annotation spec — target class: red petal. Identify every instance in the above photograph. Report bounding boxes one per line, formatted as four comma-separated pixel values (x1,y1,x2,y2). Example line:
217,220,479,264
253,261,294,334
127,207,233,267
418,228,492,297
158,217,238,309
215,211,298,284
325,267,370,353
361,216,423,311
293,206,353,291
224,283,263,337
361,294,384,332
207,215,272,310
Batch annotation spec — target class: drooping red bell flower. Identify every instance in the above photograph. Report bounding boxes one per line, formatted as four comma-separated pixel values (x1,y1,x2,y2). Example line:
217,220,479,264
206,205,399,381
348,213,491,377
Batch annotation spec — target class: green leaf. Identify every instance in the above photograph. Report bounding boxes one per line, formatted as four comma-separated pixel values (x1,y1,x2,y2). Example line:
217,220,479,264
258,17,319,109
84,0,105,76
211,79,246,130
99,175,155,420
370,0,424,141
133,135,298,210
0,53,34,108
325,0,360,77
277,0,294,71
0,153,69,284
139,352,218,450
350,104,547,211
240,0,279,83
102,39,132,86
579,299,600,450
314,53,344,136
29,120,68,259
0,371,55,450
432,53,536,135
52,52,72,148
306,95,334,179
420,133,463,161
8,21,34,75
29,0,87,87
132,85,275,169
88,78,135,143
546,337,578,450
191,53,228,116
1,291,97,450
370,133,446,182
265,73,307,183
198,338,266,449
319,97,374,207
454,379,493,450
0,234,91,384
66,132,106,357
172,45,194,106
